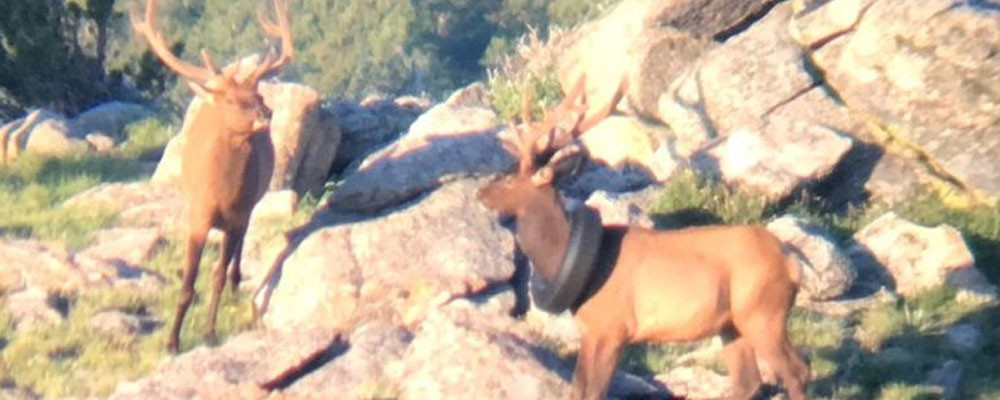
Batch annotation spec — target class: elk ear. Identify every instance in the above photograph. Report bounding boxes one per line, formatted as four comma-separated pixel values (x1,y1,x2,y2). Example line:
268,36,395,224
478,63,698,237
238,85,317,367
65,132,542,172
531,144,585,186
187,81,218,105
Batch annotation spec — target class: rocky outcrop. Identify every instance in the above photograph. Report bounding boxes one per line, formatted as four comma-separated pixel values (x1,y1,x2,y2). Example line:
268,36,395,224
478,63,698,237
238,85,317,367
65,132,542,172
329,95,429,172
583,188,658,229
692,115,853,201
796,0,1000,201
578,116,682,184
394,299,569,400
767,215,855,300
261,179,517,330
280,321,414,399
852,212,997,300
71,101,154,140
557,0,778,124
259,82,342,195
0,109,90,162
0,102,153,163
110,327,341,399
327,84,510,213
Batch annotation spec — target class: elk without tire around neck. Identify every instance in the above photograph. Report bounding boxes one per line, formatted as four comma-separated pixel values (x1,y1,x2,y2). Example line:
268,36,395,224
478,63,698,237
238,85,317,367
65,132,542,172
130,0,293,353
477,78,810,400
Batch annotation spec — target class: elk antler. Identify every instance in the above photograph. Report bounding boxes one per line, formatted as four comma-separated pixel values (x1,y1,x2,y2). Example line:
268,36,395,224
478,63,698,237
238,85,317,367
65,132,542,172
501,75,589,177
249,0,294,82
130,0,219,84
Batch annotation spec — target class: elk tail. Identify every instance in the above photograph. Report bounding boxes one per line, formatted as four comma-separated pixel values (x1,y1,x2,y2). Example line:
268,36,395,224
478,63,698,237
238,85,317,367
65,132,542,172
780,244,806,287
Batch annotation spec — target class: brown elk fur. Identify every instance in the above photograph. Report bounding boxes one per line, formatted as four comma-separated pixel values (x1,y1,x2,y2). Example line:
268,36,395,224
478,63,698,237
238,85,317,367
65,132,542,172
478,80,810,400
130,0,293,353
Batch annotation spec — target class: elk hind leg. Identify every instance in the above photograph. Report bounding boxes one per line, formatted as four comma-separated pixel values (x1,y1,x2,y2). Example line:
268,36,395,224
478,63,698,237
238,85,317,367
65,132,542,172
740,313,808,400
204,228,241,343
722,327,762,400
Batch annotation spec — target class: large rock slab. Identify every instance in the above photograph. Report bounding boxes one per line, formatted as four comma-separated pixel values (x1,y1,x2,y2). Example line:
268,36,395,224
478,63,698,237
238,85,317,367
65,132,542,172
327,84,508,213
261,179,517,331
801,0,1000,200
329,95,429,172
767,215,855,300
76,228,163,269
692,115,853,201
110,327,340,399
62,182,185,231
258,226,361,333
697,2,816,136
625,28,714,122
394,299,569,400
71,101,154,140
0,240,91,295
0,109,90,162
281,321,414,399
259,82,341,194
557,0,777,124
852,212,998,300
578,116,682,183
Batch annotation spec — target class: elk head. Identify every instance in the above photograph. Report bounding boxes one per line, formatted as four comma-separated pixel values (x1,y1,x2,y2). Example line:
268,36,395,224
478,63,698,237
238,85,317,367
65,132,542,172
477,77,595,217
130,0,294,136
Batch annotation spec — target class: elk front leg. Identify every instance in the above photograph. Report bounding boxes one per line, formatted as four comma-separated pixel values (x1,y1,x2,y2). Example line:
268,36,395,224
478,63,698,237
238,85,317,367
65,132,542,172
168,223,209,353
205,227,242,344
569,334,624,400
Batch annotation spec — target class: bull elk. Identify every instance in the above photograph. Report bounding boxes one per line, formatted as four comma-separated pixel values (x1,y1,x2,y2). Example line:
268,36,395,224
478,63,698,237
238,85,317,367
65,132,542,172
130,0,293,353
477,80,810,400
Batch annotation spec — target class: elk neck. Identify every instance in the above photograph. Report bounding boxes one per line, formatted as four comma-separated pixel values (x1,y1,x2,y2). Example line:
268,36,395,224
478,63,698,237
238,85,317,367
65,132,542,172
515,189,572,282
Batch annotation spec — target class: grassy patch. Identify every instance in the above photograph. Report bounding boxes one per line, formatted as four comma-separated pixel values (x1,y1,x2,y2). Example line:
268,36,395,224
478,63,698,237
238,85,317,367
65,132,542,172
649,170,768,227
0,234,252,398
0,191,322,398
487,69,564,123
0,149,156,249
119,116,176,160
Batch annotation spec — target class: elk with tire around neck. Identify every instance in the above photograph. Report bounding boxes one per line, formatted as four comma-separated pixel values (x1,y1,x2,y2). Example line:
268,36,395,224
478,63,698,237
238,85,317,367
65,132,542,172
477,78,810,400
130,0,293,353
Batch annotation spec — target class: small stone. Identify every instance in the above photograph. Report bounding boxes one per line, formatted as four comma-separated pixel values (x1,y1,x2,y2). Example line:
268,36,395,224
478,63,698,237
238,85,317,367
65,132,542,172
927,360,963,399
90,311,143,337
85,133,116,152
945,323,982,353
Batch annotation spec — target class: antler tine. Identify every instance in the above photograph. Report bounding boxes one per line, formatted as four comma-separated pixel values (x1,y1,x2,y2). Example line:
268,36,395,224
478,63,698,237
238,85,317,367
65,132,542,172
250,0,294,82
575,76,626,134
130,0,217,84
530,75,587,155
199,49,220,77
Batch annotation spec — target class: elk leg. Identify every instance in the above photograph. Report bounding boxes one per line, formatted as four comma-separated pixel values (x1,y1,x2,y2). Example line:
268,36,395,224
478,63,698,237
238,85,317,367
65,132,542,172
228,227,247,295
784,340,811,389
569,334,623,400
741,314,808,400
205,228,241,344
722,334,762,400
168,223,209,353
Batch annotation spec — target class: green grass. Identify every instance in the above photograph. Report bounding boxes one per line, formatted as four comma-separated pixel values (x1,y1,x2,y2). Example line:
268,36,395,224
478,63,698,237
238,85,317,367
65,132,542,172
119,116,176,160
0,189,321,398
487,69,565,123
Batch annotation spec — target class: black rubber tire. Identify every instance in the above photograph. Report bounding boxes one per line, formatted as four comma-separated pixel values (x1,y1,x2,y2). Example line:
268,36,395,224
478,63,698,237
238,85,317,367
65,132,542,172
530,205,604,313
